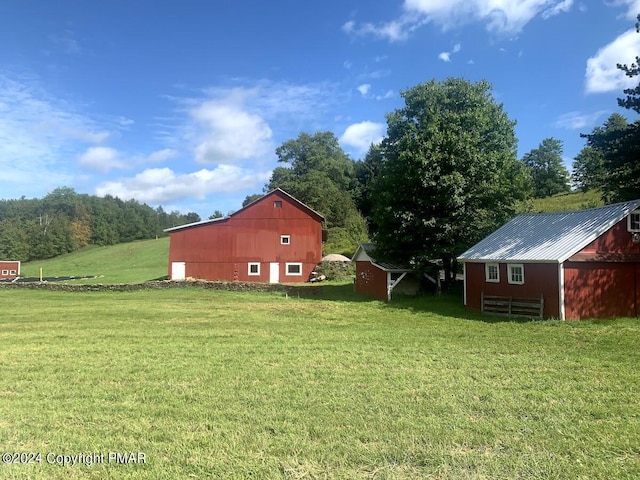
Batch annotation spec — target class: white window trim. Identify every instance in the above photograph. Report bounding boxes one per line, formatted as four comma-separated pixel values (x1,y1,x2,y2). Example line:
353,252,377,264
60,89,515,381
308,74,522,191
507,263,524,285
1,270,8,275
280,235,290,245
485,263,500,283
285,262,303,276
248,262,261,276
628,210,640,232
9,270,16,275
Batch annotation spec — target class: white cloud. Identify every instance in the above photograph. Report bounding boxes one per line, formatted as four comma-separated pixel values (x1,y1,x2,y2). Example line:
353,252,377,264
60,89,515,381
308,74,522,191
357,84,371,95
554,110,608,129
609,0,640,19
439,43,462,62
95,165,271,204
585,28,640,93
340,121,385,153
0,73,111,197
345,0,575,41
375,90,394,100
190,101,273,164
78,146,127,172
146,148,178,163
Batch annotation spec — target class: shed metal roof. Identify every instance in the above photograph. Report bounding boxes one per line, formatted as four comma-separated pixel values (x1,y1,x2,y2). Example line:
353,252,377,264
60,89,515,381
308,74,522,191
352,243,414,272
458,200,640,263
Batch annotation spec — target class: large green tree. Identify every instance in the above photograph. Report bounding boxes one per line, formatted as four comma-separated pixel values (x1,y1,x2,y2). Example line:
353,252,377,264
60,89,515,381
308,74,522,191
266,131,368,255
573,113,628,192
370,78,530,286
521,138,570,198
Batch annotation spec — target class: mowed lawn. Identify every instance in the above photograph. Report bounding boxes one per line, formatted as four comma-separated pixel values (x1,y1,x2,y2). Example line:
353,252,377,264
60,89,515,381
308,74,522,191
0,287,639,479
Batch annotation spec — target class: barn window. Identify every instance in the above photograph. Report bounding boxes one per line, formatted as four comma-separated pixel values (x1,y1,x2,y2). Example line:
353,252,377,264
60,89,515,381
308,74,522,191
628,210,640,232
280,235,290,245
9,270,16,275
507,264,524,285
274,201,282,208
485,263,499,283
286,263,302,276
1,270,8,275
248,263,260,276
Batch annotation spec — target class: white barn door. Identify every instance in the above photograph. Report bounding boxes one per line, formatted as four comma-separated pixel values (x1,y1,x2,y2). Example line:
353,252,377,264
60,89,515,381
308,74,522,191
269,262,279,283
171,262,186,280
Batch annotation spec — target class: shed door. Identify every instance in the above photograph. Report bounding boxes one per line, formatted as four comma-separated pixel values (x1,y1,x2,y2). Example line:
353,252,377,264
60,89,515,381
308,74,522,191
171,262,186,280
269,262,279,284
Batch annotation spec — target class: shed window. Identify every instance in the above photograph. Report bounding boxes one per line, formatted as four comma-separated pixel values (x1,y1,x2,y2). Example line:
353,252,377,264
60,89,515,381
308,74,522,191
1,270,8,275
507,264,524,285
280,235,290,245
248,263,260,276
629,211,640,232
9,270,16,275
274,201,282,208
485,263,500,283
286,263,302,276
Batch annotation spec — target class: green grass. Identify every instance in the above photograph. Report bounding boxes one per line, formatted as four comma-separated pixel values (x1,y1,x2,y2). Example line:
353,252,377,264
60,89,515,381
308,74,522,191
531,189,604,213
20,237,169,284
0,286,638,479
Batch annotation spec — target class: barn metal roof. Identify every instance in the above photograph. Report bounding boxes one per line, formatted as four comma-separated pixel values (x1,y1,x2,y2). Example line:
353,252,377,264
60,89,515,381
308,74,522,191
458,200,640,263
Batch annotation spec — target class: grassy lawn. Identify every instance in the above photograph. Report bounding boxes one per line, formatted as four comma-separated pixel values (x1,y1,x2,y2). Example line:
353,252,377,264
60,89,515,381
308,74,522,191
19,238,169,284
0,286,638,479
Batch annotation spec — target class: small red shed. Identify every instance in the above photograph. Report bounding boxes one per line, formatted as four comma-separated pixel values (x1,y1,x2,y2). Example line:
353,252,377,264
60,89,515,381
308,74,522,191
165,188,324,283
0,261,20,281
352,243,419,301
458,200,640,319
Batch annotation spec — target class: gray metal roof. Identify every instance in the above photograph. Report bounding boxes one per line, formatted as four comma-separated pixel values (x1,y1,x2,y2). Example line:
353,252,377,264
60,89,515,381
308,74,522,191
458,200,640,263
352,243,414,272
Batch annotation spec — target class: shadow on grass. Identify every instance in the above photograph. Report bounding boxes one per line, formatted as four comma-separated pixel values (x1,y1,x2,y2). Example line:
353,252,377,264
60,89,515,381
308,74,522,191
290,281,546,324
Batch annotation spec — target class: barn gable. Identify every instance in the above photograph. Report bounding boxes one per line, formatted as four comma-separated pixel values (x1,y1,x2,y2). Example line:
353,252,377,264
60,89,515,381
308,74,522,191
458,200,640,319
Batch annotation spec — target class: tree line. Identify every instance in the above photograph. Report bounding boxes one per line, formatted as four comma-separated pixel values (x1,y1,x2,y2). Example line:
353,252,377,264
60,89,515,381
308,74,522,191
0,187,200,261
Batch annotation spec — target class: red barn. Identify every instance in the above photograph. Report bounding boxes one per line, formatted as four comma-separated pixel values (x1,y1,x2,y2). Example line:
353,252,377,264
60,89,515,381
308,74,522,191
352,243,419,301
165,189,324,283
0,261,20,280
458,200,640,319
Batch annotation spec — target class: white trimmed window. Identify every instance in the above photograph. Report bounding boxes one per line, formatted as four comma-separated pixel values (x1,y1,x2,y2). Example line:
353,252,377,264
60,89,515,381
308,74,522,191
280,235,290,245
508,264,524,285
9,270,16,275
485,263,500,283
285,263,302,276
1,270,8,275
628,210,640,232
248,262,260,276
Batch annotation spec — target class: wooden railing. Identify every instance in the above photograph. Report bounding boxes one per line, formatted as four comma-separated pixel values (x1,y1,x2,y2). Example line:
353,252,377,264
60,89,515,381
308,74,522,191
481,293,544,319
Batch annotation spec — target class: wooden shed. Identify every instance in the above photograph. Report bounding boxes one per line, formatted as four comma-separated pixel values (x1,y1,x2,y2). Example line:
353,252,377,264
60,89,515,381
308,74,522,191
352,243,420,301
165,188,324,283
0,261,20,281
458,200,640,319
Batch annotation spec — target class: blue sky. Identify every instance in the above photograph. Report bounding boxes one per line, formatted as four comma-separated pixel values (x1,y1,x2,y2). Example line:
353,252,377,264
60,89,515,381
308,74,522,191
1,0,639,218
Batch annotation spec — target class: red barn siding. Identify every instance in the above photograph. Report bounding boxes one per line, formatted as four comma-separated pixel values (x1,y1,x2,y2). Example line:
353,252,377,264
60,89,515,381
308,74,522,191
465,262,560,318
578,217,640,255
167,190,322,283
0,261,20,280
564,262,638,319
355,260,388,301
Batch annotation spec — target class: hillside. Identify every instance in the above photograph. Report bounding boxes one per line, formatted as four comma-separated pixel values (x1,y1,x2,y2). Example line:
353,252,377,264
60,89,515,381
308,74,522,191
530,189,603,213
20,237,169,284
